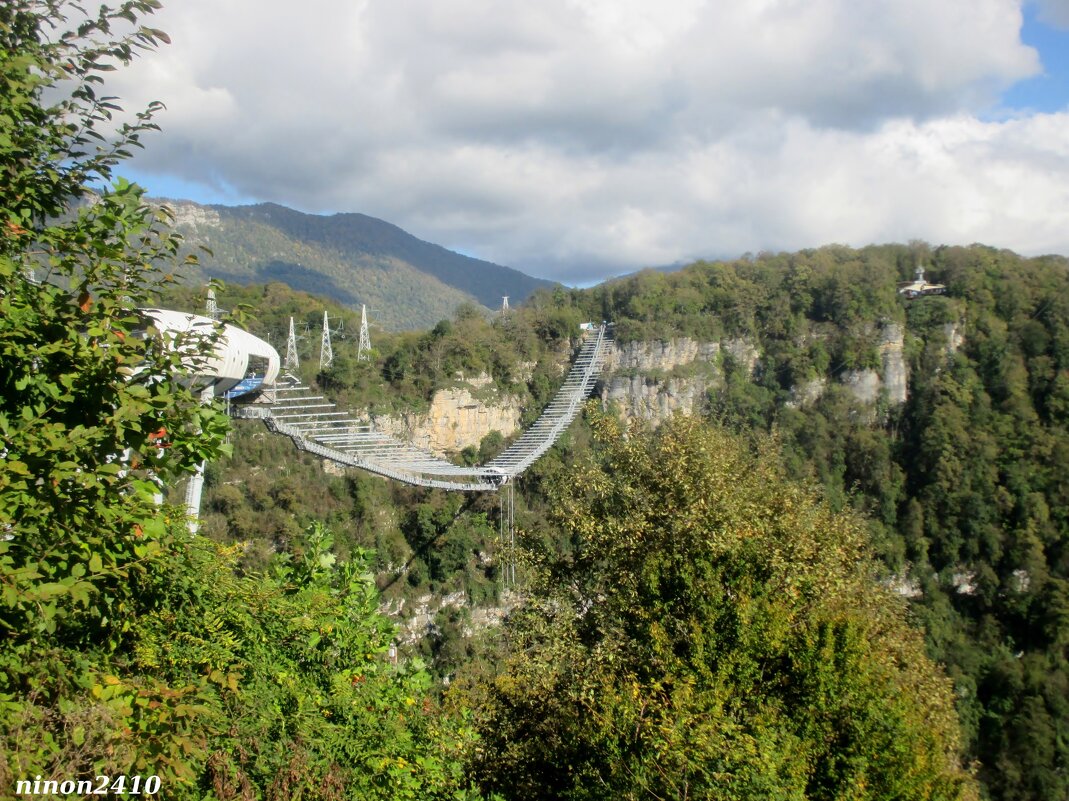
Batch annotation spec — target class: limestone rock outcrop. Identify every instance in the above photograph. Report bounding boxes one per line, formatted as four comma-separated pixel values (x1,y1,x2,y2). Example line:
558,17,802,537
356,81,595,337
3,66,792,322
601,323,912,425
602,339,720,373
839,322,908,407
879,322,908,406
388,590,520,645
600,338,733,427
602,374,710,426
163,200,222,231
841,368,883,405
943,322,964,355
368,374,523,455
788,377,827,408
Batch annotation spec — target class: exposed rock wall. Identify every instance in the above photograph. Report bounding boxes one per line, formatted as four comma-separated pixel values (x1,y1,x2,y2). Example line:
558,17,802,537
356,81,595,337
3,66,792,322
600,338,730,427
833,322,908,408
943,322,964,355
602,339,720,372
344,322,922,460
369,376,523,454
601,324,911,426
842,369,882,405
723,338,760,375
388,590,520,645
879,322,908,405
788,377,827,408
163,200,221,231
602,374,710,426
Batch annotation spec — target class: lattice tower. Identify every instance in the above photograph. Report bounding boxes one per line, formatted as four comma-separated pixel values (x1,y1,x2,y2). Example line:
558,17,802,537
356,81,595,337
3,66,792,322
319,310,333,369
357,304,372,361
285,316,300,371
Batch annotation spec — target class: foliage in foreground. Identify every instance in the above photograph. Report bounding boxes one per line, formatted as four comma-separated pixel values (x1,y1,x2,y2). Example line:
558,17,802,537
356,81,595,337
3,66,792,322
461,412,978,801
3,523,484,800
0,2,484,797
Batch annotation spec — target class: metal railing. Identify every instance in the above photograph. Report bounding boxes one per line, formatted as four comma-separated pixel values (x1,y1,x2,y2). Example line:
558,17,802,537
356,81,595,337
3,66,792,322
234,325,612,491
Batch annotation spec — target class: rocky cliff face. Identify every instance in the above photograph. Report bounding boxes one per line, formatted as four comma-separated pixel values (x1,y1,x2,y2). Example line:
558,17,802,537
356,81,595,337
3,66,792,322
161,200,222,232
600,338,734,426
600,323,913,426
354,322,921,455
388,590,520,646
602,373,711,425
943,321,964,355
368,373,523,454
879,322,908,406
788,377,827,408
799,322,908,410
601,339,721,373
841,368,883,405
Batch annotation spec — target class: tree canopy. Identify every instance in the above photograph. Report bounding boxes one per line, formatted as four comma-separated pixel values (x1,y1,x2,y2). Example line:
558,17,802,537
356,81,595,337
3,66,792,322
463,412,977,800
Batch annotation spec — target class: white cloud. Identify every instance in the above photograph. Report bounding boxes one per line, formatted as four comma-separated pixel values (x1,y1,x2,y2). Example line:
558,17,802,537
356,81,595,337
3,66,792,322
103,0,1068,283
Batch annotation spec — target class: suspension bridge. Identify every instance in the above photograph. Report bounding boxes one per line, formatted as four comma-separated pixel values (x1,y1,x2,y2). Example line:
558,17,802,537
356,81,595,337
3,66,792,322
152,303,610,585
233,323,613,492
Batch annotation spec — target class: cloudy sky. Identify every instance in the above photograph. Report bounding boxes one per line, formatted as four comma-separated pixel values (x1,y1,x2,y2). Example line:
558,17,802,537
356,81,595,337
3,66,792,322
111,0,1069,285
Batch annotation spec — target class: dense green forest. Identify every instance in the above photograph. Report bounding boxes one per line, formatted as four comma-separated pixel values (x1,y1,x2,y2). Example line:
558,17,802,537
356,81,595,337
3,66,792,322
186,243,1069,799
0,3,486,798
567,245,1069,801
2,2,1065,799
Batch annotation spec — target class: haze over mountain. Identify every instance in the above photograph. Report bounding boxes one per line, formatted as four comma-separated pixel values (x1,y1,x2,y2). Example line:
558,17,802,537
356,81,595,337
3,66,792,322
162,199,555,330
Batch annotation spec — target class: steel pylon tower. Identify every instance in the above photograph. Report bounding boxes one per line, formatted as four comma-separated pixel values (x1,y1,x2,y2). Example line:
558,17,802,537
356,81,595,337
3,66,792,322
357,305,372,362
206,287,218,319
237,324,613,492
501,296,509,313
319,311,334,369
285,316,300,371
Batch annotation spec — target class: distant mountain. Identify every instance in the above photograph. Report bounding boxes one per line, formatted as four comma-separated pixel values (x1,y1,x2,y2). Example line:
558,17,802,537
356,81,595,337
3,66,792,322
160,200,554,330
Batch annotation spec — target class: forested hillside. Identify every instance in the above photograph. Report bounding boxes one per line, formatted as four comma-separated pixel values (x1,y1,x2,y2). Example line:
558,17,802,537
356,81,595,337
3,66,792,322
157,198,554,330
557,244,1069,800
185,243,1069,800
1,3,488,798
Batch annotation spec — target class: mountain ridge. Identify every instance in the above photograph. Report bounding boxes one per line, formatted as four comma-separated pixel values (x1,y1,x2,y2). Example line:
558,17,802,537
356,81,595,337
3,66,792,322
158,198,555,330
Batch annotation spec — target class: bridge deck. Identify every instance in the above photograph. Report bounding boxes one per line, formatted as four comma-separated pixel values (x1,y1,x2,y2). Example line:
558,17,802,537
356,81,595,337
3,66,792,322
234,325,612,491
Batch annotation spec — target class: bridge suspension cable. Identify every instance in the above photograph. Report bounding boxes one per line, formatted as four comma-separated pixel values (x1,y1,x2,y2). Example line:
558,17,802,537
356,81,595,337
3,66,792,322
485,324,608,477
235,325,612,491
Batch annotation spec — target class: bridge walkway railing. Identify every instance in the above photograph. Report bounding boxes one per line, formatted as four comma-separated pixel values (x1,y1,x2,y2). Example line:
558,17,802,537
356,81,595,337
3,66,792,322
234,324,612,490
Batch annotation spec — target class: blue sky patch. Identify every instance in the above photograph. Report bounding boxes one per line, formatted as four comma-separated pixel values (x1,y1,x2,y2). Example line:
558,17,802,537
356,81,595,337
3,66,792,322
1002,3,1069,112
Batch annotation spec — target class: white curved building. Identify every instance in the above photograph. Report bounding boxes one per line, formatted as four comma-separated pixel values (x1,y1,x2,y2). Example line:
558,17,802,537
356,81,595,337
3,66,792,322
138,308,279,399
136,309,280,530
